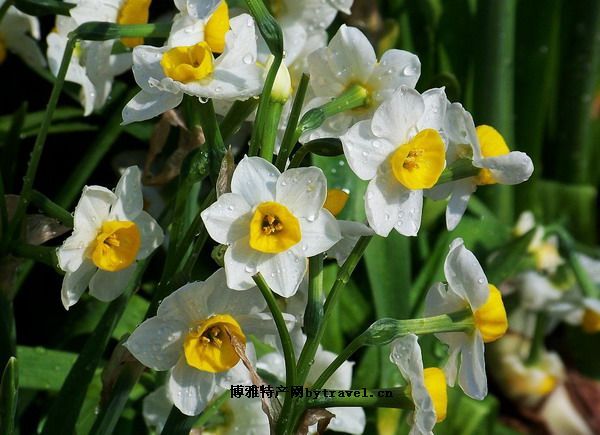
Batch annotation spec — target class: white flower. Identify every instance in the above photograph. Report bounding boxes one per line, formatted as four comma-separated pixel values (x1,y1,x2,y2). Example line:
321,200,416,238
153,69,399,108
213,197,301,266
257,334,366,434
56,166,163,309
340,86,448,236
304,25,421,141
143,385,270,434
201,156,341,298
390,334,447,435
122,12,263,124
424,238,507,400
0,2,46,69
428,103,534,230
126,268,274,416
46,14,132,116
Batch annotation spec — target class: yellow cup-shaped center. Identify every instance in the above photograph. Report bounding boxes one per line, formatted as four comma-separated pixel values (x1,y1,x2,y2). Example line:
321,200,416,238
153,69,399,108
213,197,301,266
249,201,301,254
161,42,214,83
423,367,447,423
582,308,600,334
183,314,246,373
473,284,508,343
323,189,349,217
475,125,510,185
390,129,446,190
204,1,230,54
117,0,152,48
90,220,141,271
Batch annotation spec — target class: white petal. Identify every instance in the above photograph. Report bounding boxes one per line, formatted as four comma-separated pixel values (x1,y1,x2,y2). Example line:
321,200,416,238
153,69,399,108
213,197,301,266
257,352,286,381
327,407,366,434
458,334,488,400
292,211,341,257
142,386,171,433
215,343,256,389
390,334,436,435
328,220,374,266
206,269,266,315
445,179,476,231
418,87,448,132
5,33,46,69
201,193,252,245
365,169,406,237
57,231,93,273
307,48,346,97
125,317,186,370
259,251,307,297
60,260,96,310
135,211,164,259
157,280,211,324
111,166,144,220
370,49,421,101
230,156,279,206
341,120,395,180
326,25,376,87
168,13,205,47
88,265,137,302
423,282,466,317
179,0,222,18
371,87,424,144
276,167,327,218
122,90,183,125
131,45,167,93
73,185,116,234
308,348,353,389
444,238,489,309
475,151,534,185
394,190,423,237
237,312,286,346
168,358,216,416
224,237,267,290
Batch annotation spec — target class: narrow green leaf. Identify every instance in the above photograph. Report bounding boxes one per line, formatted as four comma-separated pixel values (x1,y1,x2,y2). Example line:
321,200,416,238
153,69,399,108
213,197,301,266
0,357,18,435
485,228,536,285
0,103,27,193
14,0,74,16
16,346,76,391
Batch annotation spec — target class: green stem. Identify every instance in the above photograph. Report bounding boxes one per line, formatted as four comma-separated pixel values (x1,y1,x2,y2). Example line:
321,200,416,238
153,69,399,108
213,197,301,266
30,190,73,227
259,102,284,162
8,36,75,242
297,236,372,383
10,242,59,272
288,139,343,169
304,255,324,339
0,357,18,435
1,102,27,193
305,388,413,409
312,312,474,390
434,159,480,186
525,312,547,366
275,74,310,171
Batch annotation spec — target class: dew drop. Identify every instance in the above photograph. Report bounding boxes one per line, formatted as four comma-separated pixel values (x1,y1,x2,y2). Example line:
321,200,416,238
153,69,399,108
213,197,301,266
402,65,418,76
243,54,254,64
477,278,485,284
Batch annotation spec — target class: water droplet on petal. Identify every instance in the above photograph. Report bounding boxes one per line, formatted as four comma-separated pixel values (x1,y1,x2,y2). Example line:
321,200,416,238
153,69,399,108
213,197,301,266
243,54,254,64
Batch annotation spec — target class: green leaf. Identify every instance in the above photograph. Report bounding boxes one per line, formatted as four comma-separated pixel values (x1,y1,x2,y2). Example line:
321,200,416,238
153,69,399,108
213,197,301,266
17,346,76,391
485,229,536,284
434,387,499,435
0,357,18,435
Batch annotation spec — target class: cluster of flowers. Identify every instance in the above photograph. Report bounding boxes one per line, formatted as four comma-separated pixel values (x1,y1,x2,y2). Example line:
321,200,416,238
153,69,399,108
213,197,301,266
1,0,541,432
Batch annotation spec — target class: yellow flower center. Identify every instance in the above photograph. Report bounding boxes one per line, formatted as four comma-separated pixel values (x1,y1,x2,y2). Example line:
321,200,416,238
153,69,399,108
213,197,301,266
582,309,600,333
323,189,349,217
390,129,446,190
204,1,230,54
183,314,246,373
532,242,563,273
473,284,508,343
117,0,152,48
535,374,557,395
249,202,301,254
423,367,447,423
475,125,510,185
89,221,141,272
161,42,214,83
0,36,6,64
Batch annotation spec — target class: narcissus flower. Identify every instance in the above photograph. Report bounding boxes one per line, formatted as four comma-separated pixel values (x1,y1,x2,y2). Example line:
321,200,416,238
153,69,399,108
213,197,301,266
122,12,263,124
0,2,46,68
56,166,163,309
424,238,508,400
126,268,274,416
201,157,341,297
305,25,421,141
341,87,448,236
390,334,447,434
428,103,533,230
47,15,132,116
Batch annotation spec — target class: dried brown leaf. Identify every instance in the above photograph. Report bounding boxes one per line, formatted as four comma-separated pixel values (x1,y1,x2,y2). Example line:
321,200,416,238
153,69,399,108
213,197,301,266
216,147,235,198
296,408,334,435
100,338,145,406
